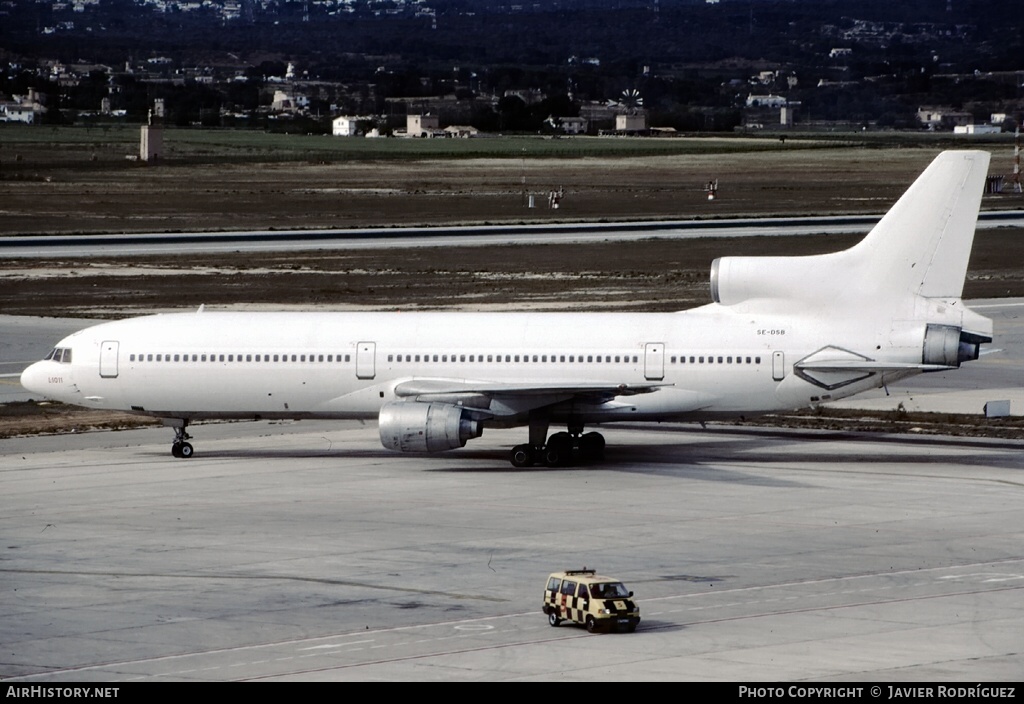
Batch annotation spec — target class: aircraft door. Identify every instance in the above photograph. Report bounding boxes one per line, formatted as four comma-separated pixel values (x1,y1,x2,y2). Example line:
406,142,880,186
772,351,785,381
99,340,119,378
644,342,665,381
356,342,376,380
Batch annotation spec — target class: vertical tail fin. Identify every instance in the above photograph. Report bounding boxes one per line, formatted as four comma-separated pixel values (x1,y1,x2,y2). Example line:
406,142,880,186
710,150,991,307
848,150,990,299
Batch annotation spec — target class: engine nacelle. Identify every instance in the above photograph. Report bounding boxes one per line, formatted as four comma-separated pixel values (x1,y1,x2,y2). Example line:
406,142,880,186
922,323,984,368
378,401,482,453
710,255,840,306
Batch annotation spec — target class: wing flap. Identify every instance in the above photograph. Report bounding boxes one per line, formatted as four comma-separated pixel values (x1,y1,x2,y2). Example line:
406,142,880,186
394,378,669,398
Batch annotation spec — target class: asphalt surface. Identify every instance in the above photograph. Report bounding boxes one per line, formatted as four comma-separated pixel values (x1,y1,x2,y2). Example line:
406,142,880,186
1,303,1021,681
1,420,1021,681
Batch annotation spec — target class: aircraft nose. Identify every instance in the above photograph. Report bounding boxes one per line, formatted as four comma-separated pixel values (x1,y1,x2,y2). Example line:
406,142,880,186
20,362,48,397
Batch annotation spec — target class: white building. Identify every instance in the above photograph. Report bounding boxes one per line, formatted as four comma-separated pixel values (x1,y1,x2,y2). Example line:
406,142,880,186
746,94,787,108
953,124,1001,135
615,114,647,132
444,125,479,138
407,114,439,137
332,115,363,136
0,103,37,123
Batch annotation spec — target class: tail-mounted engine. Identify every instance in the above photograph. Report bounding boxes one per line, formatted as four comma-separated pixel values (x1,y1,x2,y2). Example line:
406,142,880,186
378,401,483,453
922,324,987,368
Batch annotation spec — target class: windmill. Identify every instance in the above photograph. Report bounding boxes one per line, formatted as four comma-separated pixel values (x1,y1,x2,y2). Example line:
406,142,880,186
617,89,644,115
608,89,647,133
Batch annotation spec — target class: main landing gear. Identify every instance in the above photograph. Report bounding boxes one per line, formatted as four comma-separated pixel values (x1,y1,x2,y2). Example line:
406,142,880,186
510,416,605,467
170,421,194,459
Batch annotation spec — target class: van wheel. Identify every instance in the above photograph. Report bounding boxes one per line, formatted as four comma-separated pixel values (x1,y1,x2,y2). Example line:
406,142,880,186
585,615,597,633
548,611,561,627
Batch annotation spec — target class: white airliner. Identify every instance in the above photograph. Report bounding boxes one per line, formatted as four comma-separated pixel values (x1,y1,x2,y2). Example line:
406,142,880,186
21,150,994,466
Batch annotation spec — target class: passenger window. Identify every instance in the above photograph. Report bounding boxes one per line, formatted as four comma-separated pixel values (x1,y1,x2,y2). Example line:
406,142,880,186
547,577,561,592
561,581,577,596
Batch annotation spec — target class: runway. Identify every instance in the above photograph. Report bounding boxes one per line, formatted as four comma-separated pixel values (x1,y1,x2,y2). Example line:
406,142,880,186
2,210,1023,257
2,420,1021,681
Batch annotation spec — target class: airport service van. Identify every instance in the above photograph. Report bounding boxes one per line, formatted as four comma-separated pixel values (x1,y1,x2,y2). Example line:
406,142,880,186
543,568,640,633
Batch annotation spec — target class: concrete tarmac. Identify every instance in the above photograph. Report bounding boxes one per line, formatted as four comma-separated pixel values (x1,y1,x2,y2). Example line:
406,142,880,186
1,420,1022,682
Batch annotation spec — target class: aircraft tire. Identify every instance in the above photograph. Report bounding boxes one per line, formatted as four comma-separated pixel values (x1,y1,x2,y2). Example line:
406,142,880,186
580,432,605,461
171,442,182,458
544,433,573,467
510,444,533,467
178,442,194,458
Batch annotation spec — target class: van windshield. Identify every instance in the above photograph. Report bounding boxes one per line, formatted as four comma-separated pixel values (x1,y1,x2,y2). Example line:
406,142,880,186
591,582,630,599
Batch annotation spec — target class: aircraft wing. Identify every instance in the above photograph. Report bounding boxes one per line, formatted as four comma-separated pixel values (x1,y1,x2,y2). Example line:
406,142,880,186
392,378,671,417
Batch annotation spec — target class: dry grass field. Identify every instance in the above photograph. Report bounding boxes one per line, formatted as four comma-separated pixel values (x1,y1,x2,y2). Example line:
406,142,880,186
1,127,1019,235
2,127,1022,317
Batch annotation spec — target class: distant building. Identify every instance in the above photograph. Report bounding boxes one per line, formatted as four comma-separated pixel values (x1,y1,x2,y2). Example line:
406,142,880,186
140,124,163,161
917,106,972,130
444,125,479,138
746,94,787,108
0,103,37,123
615,113,647,133
953,124,1001,135
407,114,440,137
271,90,308,113
559,117,588,135
0,89,47,123
332,116,364,136
780,104,799,127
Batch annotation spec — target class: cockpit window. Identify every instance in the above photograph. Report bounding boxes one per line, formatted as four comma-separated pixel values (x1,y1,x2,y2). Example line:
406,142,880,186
46,347,72,363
